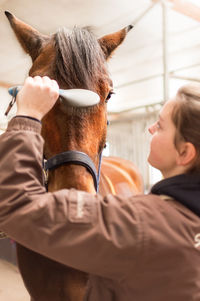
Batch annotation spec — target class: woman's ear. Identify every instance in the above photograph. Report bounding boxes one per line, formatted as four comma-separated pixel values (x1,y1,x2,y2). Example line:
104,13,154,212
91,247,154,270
177,142,196,166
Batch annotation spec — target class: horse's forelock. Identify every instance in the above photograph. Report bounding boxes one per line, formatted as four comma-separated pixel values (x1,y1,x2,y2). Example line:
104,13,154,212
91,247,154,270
54,27,109,90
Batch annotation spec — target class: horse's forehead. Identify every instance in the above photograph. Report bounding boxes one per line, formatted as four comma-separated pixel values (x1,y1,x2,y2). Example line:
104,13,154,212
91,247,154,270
31,29,111,94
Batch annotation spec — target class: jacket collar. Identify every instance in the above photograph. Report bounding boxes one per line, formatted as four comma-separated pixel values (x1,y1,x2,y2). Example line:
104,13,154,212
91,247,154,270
151,173,200,217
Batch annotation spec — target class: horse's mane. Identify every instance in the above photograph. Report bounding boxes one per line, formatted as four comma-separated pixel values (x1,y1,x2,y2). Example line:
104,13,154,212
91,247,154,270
54,27,109,90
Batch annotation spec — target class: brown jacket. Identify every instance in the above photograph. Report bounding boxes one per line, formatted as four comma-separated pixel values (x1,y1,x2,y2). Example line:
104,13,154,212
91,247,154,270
0,117,199,301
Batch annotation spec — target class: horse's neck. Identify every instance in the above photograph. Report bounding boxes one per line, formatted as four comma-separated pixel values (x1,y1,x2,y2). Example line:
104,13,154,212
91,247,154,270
47,165,96,193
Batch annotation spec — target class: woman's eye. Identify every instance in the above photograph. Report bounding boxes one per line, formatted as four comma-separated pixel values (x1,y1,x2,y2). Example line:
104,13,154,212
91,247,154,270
105,91,114,103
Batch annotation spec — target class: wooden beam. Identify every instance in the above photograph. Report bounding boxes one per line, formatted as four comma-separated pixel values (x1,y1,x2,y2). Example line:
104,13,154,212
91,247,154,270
170,0,200,22
0,81,13,88
152,0,200,23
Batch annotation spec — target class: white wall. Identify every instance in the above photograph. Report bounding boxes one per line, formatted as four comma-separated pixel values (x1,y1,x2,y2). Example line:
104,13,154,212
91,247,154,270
107,108,162,191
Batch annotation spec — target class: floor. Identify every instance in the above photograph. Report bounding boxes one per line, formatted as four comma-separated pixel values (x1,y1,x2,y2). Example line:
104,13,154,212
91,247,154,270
0,259,29,301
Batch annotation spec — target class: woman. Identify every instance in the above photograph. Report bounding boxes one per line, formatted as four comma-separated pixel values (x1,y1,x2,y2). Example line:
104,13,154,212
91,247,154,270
0,76,199,300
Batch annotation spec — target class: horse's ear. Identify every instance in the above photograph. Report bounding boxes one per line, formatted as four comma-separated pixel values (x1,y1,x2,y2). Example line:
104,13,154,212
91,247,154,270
98,25,133,60
5,11,48,61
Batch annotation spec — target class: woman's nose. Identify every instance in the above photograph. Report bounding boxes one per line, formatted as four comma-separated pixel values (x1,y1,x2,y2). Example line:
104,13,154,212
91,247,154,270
148,122,157,135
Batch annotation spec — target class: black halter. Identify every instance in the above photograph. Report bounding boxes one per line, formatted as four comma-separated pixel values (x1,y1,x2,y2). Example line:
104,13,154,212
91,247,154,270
44,122,109,192
44,150,102,192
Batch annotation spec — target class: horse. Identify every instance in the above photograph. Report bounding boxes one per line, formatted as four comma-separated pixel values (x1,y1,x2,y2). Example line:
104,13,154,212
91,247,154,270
5,11,143,301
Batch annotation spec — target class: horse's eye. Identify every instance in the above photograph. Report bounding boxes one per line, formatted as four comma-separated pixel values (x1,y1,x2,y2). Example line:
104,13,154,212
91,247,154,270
105,90,114,103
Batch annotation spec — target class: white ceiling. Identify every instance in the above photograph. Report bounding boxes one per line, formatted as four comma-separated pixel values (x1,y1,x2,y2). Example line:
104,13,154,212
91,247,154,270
0,0,200,125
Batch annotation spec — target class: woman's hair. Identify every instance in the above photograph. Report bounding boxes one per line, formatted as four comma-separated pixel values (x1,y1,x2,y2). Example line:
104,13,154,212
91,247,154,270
171,83,200,173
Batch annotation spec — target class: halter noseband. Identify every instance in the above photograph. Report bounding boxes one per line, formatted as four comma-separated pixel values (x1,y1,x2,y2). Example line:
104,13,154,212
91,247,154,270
44,122,109,192
44,150,102,192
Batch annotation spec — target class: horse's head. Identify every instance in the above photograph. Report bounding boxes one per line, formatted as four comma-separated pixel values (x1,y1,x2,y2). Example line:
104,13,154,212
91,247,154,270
6,11,132,192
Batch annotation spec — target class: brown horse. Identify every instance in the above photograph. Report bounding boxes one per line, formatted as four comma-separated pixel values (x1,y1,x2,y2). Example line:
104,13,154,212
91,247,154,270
5,11,143,301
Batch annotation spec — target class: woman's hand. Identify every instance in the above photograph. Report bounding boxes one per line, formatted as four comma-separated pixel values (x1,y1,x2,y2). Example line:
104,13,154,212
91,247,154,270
16,76,59,120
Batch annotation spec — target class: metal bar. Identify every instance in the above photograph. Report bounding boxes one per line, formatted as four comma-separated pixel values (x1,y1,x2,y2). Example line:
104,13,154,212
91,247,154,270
116,73,163,89
108,100,163,116
131,2,158,26
108,105,162,122
170,62,200,73
162,0,170,101
167,0,200,23
170,74,200,82
115,62,200,89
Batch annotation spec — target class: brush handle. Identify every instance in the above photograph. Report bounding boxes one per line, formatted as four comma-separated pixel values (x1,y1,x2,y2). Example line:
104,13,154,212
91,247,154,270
8,86,22,97
8,86,62,97
8,86,100,107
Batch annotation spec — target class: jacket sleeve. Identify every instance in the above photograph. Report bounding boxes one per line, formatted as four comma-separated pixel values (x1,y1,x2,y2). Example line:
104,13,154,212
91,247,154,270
0,117,142,281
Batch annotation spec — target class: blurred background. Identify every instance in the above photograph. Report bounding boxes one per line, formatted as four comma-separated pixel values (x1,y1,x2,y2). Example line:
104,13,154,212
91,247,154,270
0,1,200,298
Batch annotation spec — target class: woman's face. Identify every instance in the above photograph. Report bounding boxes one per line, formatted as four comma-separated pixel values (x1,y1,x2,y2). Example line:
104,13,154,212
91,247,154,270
148,99,181,178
